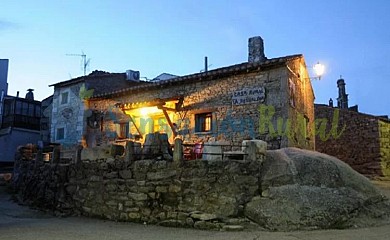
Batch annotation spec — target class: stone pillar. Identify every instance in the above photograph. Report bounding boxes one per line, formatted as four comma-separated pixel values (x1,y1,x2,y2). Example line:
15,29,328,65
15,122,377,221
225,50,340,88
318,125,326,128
125,141,134,162
159,133,173,161
173,138,183,164
52,146,60,164
242,140,267,161
203,141,223,160
248,36,266,63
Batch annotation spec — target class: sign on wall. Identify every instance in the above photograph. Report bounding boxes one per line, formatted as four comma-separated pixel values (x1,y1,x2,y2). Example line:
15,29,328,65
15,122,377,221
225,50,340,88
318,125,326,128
232,87,266,105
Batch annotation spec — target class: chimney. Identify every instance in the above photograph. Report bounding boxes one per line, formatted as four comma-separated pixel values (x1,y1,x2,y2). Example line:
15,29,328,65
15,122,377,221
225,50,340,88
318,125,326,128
26,89,34,101
329,98,334,107
248,36,266,63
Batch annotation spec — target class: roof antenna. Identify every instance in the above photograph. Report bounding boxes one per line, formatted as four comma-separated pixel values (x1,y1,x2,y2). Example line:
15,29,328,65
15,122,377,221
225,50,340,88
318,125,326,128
66,51,91,76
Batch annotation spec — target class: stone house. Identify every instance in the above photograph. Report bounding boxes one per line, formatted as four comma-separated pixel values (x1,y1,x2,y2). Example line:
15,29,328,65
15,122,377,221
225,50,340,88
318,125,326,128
48,71,146,148
315,78,390,177
82,36,315,150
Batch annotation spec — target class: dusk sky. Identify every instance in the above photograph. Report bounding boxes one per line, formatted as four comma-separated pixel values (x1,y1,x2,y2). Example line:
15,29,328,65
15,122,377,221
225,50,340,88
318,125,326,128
1,0,389,116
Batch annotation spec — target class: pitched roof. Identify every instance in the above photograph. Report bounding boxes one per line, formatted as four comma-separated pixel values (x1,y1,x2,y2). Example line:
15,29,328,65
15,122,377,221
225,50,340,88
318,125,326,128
49,71,125,88
92,54,303,99
48,70,149,97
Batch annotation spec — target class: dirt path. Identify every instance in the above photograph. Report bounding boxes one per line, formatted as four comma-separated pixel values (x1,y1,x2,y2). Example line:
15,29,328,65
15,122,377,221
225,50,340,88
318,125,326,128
1,183,390,240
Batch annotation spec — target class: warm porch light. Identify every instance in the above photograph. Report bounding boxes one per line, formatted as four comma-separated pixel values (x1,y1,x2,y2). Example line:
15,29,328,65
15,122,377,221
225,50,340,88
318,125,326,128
313,62,325,79
139,106,160,116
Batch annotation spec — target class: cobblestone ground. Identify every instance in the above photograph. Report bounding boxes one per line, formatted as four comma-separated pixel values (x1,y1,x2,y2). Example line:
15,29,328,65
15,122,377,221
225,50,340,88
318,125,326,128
0,181,389,240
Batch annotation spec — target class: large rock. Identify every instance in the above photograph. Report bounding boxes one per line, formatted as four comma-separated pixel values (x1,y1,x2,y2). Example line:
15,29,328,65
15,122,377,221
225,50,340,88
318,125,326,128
245,147,390,231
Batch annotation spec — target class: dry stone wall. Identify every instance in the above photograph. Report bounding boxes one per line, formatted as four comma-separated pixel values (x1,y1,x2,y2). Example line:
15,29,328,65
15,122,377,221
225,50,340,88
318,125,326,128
13,150,263,230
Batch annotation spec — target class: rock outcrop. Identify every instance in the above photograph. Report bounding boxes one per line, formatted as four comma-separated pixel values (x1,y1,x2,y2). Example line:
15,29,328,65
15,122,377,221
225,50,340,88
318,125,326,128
245,148,390,231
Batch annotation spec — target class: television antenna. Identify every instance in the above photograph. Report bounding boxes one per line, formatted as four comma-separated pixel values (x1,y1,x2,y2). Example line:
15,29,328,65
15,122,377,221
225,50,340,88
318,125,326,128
66,52,90,76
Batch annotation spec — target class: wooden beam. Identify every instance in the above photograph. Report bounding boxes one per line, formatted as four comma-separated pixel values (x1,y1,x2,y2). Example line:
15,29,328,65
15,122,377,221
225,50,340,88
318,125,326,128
124,111,143,139
158,106,177,112
161,106,177,138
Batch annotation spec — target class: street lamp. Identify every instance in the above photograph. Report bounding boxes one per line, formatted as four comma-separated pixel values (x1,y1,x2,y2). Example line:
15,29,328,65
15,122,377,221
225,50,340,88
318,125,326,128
312,62,325,80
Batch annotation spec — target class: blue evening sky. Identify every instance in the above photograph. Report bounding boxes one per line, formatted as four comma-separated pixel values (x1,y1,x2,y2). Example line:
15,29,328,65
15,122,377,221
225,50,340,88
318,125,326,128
1,0,389,116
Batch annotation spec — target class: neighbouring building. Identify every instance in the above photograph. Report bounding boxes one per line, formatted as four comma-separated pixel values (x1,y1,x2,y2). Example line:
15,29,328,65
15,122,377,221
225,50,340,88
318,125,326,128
49,36,315,150
0,89,42,162
315,78,390,177
48,70,146,148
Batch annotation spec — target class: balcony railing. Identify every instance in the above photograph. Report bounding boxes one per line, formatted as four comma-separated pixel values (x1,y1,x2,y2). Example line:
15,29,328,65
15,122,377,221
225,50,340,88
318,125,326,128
1,114,40,131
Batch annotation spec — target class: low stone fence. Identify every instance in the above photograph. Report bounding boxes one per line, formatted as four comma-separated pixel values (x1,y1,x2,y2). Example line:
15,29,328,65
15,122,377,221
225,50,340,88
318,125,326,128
12,140,267,230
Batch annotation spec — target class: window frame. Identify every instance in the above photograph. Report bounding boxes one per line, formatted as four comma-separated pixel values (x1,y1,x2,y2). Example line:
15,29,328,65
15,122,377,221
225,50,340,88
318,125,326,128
56,127,65,141
60,91,70,105
195,112,213,133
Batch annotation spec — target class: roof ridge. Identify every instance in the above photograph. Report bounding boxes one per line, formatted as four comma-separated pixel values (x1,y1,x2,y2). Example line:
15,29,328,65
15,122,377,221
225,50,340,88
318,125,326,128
92,54,303,99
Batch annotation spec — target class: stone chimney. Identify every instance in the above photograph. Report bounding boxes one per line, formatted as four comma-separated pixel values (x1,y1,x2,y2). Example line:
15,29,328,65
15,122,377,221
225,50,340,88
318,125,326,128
337,78,348,109
248,36,266,63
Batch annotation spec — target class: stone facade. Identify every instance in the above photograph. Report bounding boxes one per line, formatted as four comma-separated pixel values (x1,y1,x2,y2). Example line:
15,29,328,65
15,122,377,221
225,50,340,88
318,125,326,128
50,82,86,147
89,56,314,150
315,104,390,177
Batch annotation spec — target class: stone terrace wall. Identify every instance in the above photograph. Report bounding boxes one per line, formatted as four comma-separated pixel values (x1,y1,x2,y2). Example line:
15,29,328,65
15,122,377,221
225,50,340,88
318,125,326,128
315,105,390,177
13,152,263,230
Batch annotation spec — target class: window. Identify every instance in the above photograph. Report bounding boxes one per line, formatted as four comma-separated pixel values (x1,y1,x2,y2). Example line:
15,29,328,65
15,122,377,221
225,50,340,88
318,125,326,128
195,112,212,132
22,102,28,115
60,92,69,105
35,105,41,117
15,101,22,114
28,103,35,116
56,127,65,140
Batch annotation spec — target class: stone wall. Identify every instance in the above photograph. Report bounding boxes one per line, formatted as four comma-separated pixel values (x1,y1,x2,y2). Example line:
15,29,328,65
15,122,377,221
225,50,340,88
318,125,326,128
13,145,264,230
315,105,390,177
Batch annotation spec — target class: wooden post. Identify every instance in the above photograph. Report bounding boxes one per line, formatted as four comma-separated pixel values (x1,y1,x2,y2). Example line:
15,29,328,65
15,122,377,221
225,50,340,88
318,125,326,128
173,138,183,164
